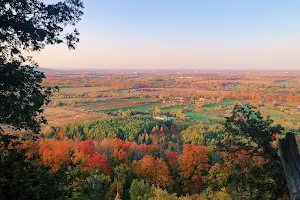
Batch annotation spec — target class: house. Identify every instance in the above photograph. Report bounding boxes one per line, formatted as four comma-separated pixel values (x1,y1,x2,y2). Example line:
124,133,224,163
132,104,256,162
162,100,175,104
167,117,178,121
128,88,139,92
174,97,186,103
191,98,206,103
222,83,235,88
139,88,151,92
154,115,178,121
174,97,183,100
154,115,168,120
162,98,186,104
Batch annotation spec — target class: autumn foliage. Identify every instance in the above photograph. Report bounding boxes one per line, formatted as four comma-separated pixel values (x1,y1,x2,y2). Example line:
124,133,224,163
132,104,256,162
73,140,110,174
39,139,75,172
133,155,171,187
23,139,110,174
178,145,210,194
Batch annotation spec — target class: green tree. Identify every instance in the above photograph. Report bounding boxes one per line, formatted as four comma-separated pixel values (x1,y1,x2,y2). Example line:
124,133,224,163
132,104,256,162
149,188,178,200
0,61,55,133
0,1,84,199
129,179,151,200
0,0,84,133
0,0,83,58
218,104,287,199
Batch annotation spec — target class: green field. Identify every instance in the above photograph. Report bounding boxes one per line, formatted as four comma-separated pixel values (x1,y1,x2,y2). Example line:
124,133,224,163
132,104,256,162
161,104,190,112
100,101,223,122
185,112,220,122
99,103,161,113
100,103,194,113
267,109,282,117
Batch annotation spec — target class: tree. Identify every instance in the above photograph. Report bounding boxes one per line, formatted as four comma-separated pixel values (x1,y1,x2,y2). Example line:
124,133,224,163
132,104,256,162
175,109,186,120
0,61,54,133
133,155,171,187
129,179,151,200
149,188,178,200
196,101,205,110
0,0,83,58
114,193,121,200
217,104,287,199
73,140,110,174
39,139,75,172
177,144,210,194
0,0,84,133
0,136,66,199
153,106,161,116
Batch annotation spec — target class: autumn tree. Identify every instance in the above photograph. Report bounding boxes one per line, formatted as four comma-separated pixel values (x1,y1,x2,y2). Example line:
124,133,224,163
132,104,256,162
177,144,210,194
39,139,75,172
73,140,110,174
153,106,161,115
133,155,171,187
195,100,205,111
0,136,65,199
166,151,179,178
175,109,186,120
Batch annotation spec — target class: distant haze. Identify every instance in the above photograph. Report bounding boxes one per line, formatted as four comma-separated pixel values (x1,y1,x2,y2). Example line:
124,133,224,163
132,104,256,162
33,0,300,70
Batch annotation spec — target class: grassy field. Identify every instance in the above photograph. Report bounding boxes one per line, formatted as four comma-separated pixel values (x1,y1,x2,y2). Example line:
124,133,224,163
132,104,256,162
100,102,193,113
161,104,188,112
100,103,161,113
185,112,219,121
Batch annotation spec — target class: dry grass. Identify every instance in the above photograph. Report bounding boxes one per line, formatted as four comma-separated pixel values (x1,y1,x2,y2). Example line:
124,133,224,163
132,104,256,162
42,107,107,127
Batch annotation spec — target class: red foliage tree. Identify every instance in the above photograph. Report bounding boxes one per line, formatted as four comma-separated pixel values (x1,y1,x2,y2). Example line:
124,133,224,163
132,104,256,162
73,140,110,174
165,151,178,169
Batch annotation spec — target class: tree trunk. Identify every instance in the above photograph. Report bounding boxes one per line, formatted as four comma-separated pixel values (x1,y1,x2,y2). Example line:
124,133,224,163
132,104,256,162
279,132,300,200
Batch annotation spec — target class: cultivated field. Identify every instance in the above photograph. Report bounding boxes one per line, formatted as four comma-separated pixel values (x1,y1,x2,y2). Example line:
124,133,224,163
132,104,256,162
42,70,300,132
42,107,107,127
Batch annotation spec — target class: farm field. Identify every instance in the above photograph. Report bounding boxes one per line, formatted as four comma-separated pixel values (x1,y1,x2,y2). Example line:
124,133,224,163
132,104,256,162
99,103,160,113
46,90,300,130
42,107,107,127
58,86,111,93
42,70,300,132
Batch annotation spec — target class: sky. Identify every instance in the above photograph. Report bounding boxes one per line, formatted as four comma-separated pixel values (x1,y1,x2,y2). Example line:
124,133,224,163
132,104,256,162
32,0,300,70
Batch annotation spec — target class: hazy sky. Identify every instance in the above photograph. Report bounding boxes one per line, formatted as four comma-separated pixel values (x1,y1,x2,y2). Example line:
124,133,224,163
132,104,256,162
32,0,300,70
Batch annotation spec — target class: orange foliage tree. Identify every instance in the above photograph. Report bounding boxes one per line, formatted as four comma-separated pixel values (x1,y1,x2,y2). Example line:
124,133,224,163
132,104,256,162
177,144,210,194
39,139,75,172
133,155,171,187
